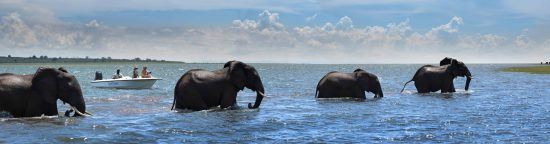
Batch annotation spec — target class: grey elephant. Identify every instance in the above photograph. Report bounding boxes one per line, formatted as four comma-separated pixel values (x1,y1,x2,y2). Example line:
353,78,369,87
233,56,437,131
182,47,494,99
401,57,472,93
315,69,383,99
0,67,90,117
171,61,265,111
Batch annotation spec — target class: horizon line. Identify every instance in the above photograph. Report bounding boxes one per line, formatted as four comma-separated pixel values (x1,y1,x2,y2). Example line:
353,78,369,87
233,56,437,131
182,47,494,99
2,55,547,65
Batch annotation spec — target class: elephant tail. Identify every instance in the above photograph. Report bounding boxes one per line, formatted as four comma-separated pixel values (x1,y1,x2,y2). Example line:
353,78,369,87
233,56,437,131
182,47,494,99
171,91,177,111
315,87,319,98
172,75,186,111
400,80,414,93
171,83,179,110
315,73,329,98
314,81,320,98
171,97,176,111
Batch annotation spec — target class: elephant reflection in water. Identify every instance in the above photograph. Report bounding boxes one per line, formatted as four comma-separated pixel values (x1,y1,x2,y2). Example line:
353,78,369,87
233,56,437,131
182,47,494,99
0,67,91,117
401,57,473,93
172,61,265,111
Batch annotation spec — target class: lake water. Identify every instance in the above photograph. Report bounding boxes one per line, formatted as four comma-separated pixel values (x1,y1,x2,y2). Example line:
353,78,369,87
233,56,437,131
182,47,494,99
0,63,548,143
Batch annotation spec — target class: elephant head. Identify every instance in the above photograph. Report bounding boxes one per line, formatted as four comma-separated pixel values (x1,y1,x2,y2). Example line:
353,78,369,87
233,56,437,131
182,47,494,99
445,58,473,91
224,61,265,109
31,67,90,116
354,69,384,98
440,57,453,66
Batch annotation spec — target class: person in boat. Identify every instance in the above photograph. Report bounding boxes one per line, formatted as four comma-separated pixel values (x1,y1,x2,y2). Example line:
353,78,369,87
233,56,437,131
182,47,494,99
141,66,152,78
112,69,124,79
132,67,139,78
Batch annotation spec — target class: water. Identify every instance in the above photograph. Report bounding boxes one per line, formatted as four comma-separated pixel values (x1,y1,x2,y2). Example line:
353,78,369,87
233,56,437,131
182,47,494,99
0,63,548,143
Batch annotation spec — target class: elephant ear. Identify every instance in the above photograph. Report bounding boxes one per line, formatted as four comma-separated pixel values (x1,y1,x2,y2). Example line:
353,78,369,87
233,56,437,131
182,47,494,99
353,68,365,72
440,57,453,66
353,69,367,81
31,67,61,105
447,59,461,76
223,60,236,68
354,70,369,89
58,67,68,73
225,61,246,90
451,59,459,66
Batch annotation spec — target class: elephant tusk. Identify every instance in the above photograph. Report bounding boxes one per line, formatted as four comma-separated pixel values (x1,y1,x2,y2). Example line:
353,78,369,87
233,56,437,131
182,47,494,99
257,91,266,97
248,91,265,109
71,106,92,116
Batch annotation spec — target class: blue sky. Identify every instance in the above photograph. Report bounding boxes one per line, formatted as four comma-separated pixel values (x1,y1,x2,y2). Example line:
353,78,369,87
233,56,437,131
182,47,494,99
55,1,538,35
1,0,549,63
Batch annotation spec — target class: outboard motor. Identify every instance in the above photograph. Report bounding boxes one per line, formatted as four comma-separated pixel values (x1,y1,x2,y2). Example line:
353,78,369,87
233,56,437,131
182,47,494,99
95,71,103,80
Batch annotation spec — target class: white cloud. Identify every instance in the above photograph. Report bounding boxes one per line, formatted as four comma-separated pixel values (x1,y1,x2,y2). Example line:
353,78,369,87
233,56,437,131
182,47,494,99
257,10,285,31
404,16,464,48
0,9,547,63
85,20,101,28
514,33,535,49
232,10,285,32
232,19,257,31
0,0,59,24
321,23,335,31
0,12,103,50
335,16,353,31
479,34,506,49
305,14,317,21
0,12,38,47
428,16,463,34
387,19,411,36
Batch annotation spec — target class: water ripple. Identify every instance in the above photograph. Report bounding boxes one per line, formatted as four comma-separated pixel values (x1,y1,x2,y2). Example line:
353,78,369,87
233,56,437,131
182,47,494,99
0,63,548,143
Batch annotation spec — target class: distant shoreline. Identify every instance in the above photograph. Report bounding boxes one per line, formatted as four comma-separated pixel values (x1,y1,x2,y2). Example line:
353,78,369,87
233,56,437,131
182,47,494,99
502,65,550,74
0,56,184,64
0,56,544,65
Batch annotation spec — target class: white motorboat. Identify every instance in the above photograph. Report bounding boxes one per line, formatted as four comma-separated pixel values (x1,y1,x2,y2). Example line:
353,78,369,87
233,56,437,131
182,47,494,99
91,76,162,89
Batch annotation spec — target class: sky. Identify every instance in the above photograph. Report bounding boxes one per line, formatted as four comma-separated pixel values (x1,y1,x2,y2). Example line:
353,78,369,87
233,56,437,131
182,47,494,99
0,0,549,63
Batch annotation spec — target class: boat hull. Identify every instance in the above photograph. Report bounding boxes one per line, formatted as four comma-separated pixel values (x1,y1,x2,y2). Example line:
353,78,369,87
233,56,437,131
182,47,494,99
91,78,161,89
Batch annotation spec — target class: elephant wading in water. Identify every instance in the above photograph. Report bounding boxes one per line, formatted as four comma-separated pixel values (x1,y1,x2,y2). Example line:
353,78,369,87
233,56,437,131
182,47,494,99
316,69,383,99
172,61,265,111
401,57,473,93
0,67,91,117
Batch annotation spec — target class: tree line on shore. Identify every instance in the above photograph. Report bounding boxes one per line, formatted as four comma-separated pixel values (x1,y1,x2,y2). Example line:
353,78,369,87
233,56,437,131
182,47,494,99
0,55,181,63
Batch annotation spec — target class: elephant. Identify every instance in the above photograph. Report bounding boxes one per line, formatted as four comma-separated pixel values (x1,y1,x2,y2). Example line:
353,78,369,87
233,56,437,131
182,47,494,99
171,61,265,111
0,67,90,117
315,69,383,99
401,57,472,93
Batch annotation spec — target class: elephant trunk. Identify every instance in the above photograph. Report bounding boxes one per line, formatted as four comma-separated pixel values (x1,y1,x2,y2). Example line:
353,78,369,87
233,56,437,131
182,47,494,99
375,84,383,98
69,93,91,116
465,70,472,91
248,86,264,109
465,76,472,91
376,89,384,98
